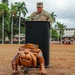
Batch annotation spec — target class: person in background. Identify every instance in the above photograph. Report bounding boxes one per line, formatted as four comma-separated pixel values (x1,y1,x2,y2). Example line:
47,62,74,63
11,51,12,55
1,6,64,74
29,2,53,25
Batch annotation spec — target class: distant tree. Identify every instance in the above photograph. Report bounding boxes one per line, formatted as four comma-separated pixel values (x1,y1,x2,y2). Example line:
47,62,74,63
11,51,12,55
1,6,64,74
73,32,75,39
51,12,57,23
1,0,9,5
0,16,2,39
10,3,18,44
72,32,75,44
52,28,58,40
25,16,30,21
55,22,67,44
13,16,26,35
0,3,9,44
50,12,57,43
14,2,28,44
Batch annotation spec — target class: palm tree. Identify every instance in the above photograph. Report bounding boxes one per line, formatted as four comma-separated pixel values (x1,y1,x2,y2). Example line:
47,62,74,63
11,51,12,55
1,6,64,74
0,3,9,44
0,4,4,44
25,16,30,21
14,2,28,44
50,12,57,43
51,12,57,23
55,22,66,44
1,0,9,5
54,22,60,42
10,3,17,44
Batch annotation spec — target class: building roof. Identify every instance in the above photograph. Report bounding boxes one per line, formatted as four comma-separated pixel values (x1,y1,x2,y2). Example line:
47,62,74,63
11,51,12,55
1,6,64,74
65,28,75,30
63,35,73,38
14,34,25,38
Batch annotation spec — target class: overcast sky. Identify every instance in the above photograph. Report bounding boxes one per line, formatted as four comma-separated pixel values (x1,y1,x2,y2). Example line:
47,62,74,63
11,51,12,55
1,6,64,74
0,0,75,28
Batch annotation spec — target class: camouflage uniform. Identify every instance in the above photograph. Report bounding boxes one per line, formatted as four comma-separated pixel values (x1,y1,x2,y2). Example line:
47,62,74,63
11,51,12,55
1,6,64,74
29,2,52,41
29,10,52,25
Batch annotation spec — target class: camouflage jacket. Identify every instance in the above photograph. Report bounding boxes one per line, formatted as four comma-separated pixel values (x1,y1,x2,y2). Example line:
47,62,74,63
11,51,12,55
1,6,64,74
29,10,53,25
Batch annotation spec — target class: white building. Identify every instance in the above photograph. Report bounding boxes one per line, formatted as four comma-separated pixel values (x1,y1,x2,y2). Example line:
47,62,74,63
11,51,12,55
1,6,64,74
63,28,75,37
62,28,75,44
56,28,75,44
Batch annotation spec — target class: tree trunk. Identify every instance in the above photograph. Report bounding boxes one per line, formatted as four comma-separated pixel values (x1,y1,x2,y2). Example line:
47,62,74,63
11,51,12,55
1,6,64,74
19,15,21,44
11,15,13,44
2,14,4,44
60,32,62,44
56,29,60,43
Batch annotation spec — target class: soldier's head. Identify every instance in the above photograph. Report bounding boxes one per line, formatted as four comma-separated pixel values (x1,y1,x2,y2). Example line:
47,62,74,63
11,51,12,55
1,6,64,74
36,2,43,13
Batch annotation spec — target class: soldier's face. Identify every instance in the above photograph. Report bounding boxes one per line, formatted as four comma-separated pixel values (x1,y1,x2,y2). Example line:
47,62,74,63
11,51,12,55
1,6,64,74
37,7,43,13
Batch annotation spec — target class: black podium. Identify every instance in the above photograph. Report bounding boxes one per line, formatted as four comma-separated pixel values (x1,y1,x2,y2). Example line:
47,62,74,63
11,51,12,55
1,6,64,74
25,21,50,67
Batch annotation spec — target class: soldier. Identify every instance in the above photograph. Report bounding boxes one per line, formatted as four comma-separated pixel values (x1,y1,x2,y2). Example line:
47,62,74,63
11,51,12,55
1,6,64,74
30,2,53,25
